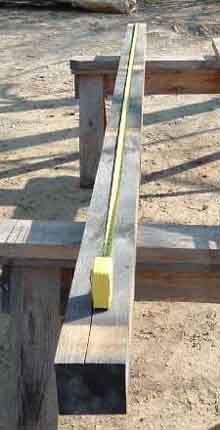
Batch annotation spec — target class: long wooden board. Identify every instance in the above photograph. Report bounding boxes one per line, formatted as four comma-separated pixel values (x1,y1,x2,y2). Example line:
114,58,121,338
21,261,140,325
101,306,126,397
84,23,146,412
55,23,142,414
1,220,220,310
72,55,220,95
1,219,220,272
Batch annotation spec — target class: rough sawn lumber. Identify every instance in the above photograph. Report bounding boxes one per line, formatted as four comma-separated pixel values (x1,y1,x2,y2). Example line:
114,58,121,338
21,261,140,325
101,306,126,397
55,23,146,414
72,55,220,95
1,220,220,303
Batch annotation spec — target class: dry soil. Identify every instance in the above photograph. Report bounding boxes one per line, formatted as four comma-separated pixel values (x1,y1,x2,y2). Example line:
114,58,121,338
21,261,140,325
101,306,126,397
1,2,220,429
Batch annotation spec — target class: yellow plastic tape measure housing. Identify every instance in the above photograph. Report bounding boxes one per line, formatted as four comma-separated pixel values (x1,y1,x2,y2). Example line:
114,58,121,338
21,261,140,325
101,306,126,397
91,257,113,309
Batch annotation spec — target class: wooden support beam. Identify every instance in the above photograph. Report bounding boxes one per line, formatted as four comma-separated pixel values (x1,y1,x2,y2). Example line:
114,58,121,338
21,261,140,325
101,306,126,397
55,23,146,415
72,55,220,96
136,267,220,303
1,219,220,308
73,52,220,187
1,218,220,426
0,220,17,429
0,219,83,266
79,75,106,187
8,265,60,430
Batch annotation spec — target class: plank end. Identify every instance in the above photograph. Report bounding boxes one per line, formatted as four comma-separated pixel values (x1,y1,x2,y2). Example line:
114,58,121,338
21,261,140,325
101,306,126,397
55,363,126,414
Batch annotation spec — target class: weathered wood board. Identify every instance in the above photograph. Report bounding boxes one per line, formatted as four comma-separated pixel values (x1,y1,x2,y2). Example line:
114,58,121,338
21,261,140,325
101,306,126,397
9,266,60,430
79,76,106,187
1,219,220,262
1,220,220,303
0,219,83,265
72,55,220,96
0,220,17,429
74,50,220,187
55,23,146,414
83,20,145,409
0,219,61,430
74,44,220,187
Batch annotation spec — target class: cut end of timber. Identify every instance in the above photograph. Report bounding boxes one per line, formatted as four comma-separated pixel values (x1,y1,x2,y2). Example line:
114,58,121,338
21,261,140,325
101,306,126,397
91,256,113,309
55,363,126,415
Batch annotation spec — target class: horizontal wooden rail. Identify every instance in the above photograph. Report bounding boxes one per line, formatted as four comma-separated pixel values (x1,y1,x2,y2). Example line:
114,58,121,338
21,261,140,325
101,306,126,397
1,219,220,301
71,55,220,95
2,219,220,424
73,49,220,187
73,39,220,187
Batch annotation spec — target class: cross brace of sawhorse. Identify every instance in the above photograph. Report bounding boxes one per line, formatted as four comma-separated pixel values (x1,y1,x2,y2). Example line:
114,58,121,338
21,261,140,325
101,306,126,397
72,37,220,187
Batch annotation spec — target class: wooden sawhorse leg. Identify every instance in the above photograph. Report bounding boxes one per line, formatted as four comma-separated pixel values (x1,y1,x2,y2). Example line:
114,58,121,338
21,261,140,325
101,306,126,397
78,75,106,188
0,264,68,430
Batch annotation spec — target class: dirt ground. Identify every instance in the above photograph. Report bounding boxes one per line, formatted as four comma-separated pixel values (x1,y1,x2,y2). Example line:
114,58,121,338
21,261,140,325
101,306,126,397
1,1,220,429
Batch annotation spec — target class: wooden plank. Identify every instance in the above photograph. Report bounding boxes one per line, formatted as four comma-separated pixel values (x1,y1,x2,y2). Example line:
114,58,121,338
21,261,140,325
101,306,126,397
0,220,84,262
146,58,220,94
2,220,220,266
2,221,220,267
55,23,140,415
135,223,220,264
136,269,220,303
71,55,216,74
0,220,220,306
86,22,146,409
0,219,17,429
71,55,220,95
55,22,135,362
212,38,220,58
0,219,17,244
1,220,220,305
56,23,146,415
9,265,61,430
79,75,106,187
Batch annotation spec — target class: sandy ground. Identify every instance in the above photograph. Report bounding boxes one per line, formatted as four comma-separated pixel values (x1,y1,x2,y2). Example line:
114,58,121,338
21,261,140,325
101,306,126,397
1,1,220,429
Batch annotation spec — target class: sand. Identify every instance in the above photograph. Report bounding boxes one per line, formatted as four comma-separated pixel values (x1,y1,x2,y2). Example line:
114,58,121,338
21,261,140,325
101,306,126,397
1,2,220,429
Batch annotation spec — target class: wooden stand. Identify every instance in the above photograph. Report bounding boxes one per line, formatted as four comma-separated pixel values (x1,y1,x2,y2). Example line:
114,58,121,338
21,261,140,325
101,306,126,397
2,219,220,425
1,31,220,428
73,40,220,188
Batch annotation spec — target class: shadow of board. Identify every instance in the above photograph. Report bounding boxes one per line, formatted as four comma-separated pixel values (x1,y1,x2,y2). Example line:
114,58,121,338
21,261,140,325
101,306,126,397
143,98,220,127
141,148,220,186
0,128,80,154
1,175,92,221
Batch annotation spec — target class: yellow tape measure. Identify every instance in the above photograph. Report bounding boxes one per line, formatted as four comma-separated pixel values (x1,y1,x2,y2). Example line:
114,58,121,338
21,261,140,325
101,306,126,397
91,25,138,310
